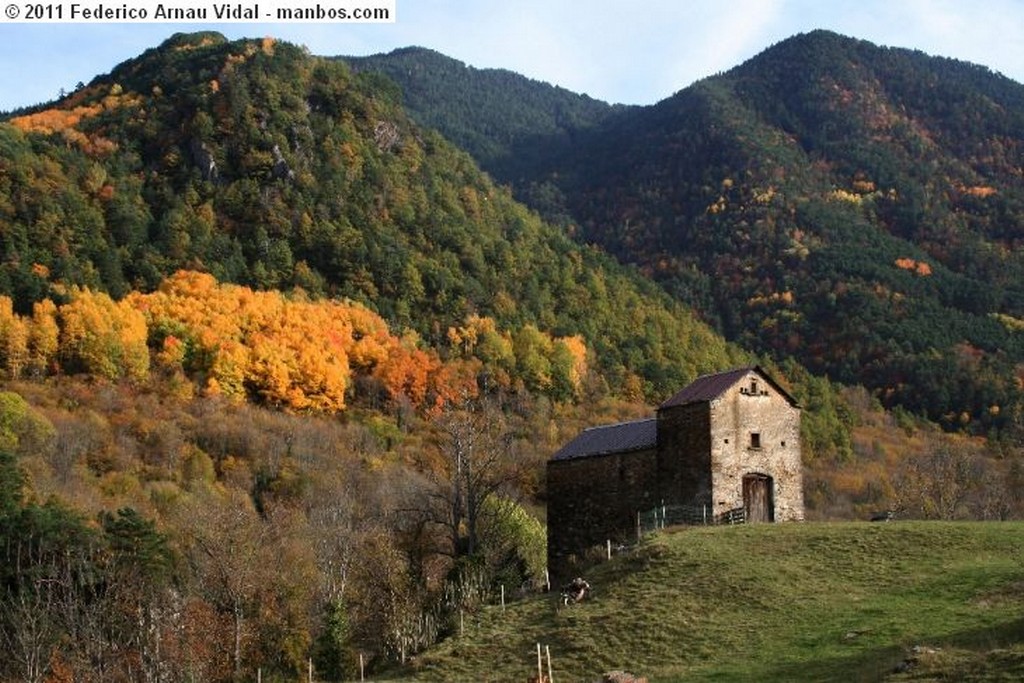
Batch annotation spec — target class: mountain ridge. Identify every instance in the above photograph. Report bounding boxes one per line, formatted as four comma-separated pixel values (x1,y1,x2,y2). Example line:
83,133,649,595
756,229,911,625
348,29,1024,434
344,45,628,183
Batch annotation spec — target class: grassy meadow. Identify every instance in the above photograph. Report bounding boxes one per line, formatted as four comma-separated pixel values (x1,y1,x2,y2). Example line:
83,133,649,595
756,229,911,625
389,521,1024,682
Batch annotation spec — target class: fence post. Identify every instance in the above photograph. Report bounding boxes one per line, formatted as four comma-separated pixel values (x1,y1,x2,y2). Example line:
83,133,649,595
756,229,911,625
546,644,554,683
636,510,642,542
607,539,612,561
537,643,543,682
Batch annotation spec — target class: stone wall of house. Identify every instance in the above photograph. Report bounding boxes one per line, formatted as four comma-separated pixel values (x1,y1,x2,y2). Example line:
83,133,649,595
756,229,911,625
656,402,712,506
707,372,804,521
546,448,657,579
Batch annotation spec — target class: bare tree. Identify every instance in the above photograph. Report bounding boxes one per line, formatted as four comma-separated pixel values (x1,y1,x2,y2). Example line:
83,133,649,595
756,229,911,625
0,583,60,683
181,491,269,678
308,487,360,607
427,399,522,560
346,529,420,665
894,443,983,519
974,466,1013,520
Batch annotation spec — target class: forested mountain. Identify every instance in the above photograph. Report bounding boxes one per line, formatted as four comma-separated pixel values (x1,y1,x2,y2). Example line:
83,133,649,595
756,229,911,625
353,30,1024,435
345,47,624,184
0,31,746,403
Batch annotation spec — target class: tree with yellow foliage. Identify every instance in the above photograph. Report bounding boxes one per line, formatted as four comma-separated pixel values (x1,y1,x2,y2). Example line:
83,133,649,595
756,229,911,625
0,296,29,378
551,334,589,401
27,299,59,377
58,288,149,381
132,271,356,412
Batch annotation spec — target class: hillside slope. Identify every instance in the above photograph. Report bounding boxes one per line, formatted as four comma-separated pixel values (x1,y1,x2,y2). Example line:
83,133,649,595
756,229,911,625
0,32,746,401
352,31,1024,434
402,522,1024,682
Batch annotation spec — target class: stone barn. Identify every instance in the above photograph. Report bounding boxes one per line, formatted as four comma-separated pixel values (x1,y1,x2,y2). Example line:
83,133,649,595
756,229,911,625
547,366,803,577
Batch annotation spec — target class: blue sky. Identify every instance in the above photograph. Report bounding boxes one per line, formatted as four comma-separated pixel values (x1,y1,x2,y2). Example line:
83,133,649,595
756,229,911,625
2,0,1024,112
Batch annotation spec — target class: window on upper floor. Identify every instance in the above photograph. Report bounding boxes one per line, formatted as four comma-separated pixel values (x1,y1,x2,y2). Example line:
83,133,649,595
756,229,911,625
750,432,761,449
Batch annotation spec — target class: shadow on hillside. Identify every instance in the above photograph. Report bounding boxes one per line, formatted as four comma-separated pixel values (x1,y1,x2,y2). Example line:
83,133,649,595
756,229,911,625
761,617,1024,682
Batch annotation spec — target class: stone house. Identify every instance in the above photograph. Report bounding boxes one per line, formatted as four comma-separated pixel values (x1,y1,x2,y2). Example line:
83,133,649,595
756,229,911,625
547,366,803,577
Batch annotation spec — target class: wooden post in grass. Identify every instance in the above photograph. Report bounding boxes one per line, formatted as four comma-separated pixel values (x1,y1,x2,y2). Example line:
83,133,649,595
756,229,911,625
546,644,554,683
607,539,612,560
637,510,642,542
501,584,506,611
536,643,543,682
359,653,365,682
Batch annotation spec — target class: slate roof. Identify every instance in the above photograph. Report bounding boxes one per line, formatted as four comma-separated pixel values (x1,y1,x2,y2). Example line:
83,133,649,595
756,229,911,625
658,366,755,409
551,418,656,462
659,366,798,409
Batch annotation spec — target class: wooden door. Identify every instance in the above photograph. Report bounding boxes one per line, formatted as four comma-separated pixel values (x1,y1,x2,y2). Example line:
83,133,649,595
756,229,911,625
743,474,774,523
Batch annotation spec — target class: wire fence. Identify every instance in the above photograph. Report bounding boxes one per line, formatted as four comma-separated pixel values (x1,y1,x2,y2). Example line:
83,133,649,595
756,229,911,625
637,504,746,539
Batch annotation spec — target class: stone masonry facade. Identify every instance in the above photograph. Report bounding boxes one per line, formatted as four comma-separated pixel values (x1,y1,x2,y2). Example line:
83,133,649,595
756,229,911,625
546,447,657,575
702,371,803,521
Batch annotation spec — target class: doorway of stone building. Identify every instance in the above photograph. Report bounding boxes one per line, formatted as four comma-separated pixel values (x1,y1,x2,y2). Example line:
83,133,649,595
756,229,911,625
743,473,774,522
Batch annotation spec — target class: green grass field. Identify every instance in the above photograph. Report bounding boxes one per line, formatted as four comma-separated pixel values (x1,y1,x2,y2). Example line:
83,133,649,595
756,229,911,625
390,521,1024,682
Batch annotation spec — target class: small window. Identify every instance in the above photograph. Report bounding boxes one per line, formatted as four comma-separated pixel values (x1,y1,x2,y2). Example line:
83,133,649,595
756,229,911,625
750,379,758,395
750,432,761,449
781,440,787,448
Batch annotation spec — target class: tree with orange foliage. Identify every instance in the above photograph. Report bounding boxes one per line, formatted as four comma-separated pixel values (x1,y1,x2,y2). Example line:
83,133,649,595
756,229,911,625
132,271,357,412
373,331,439,409
894,257,932,276
425,357,482,416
